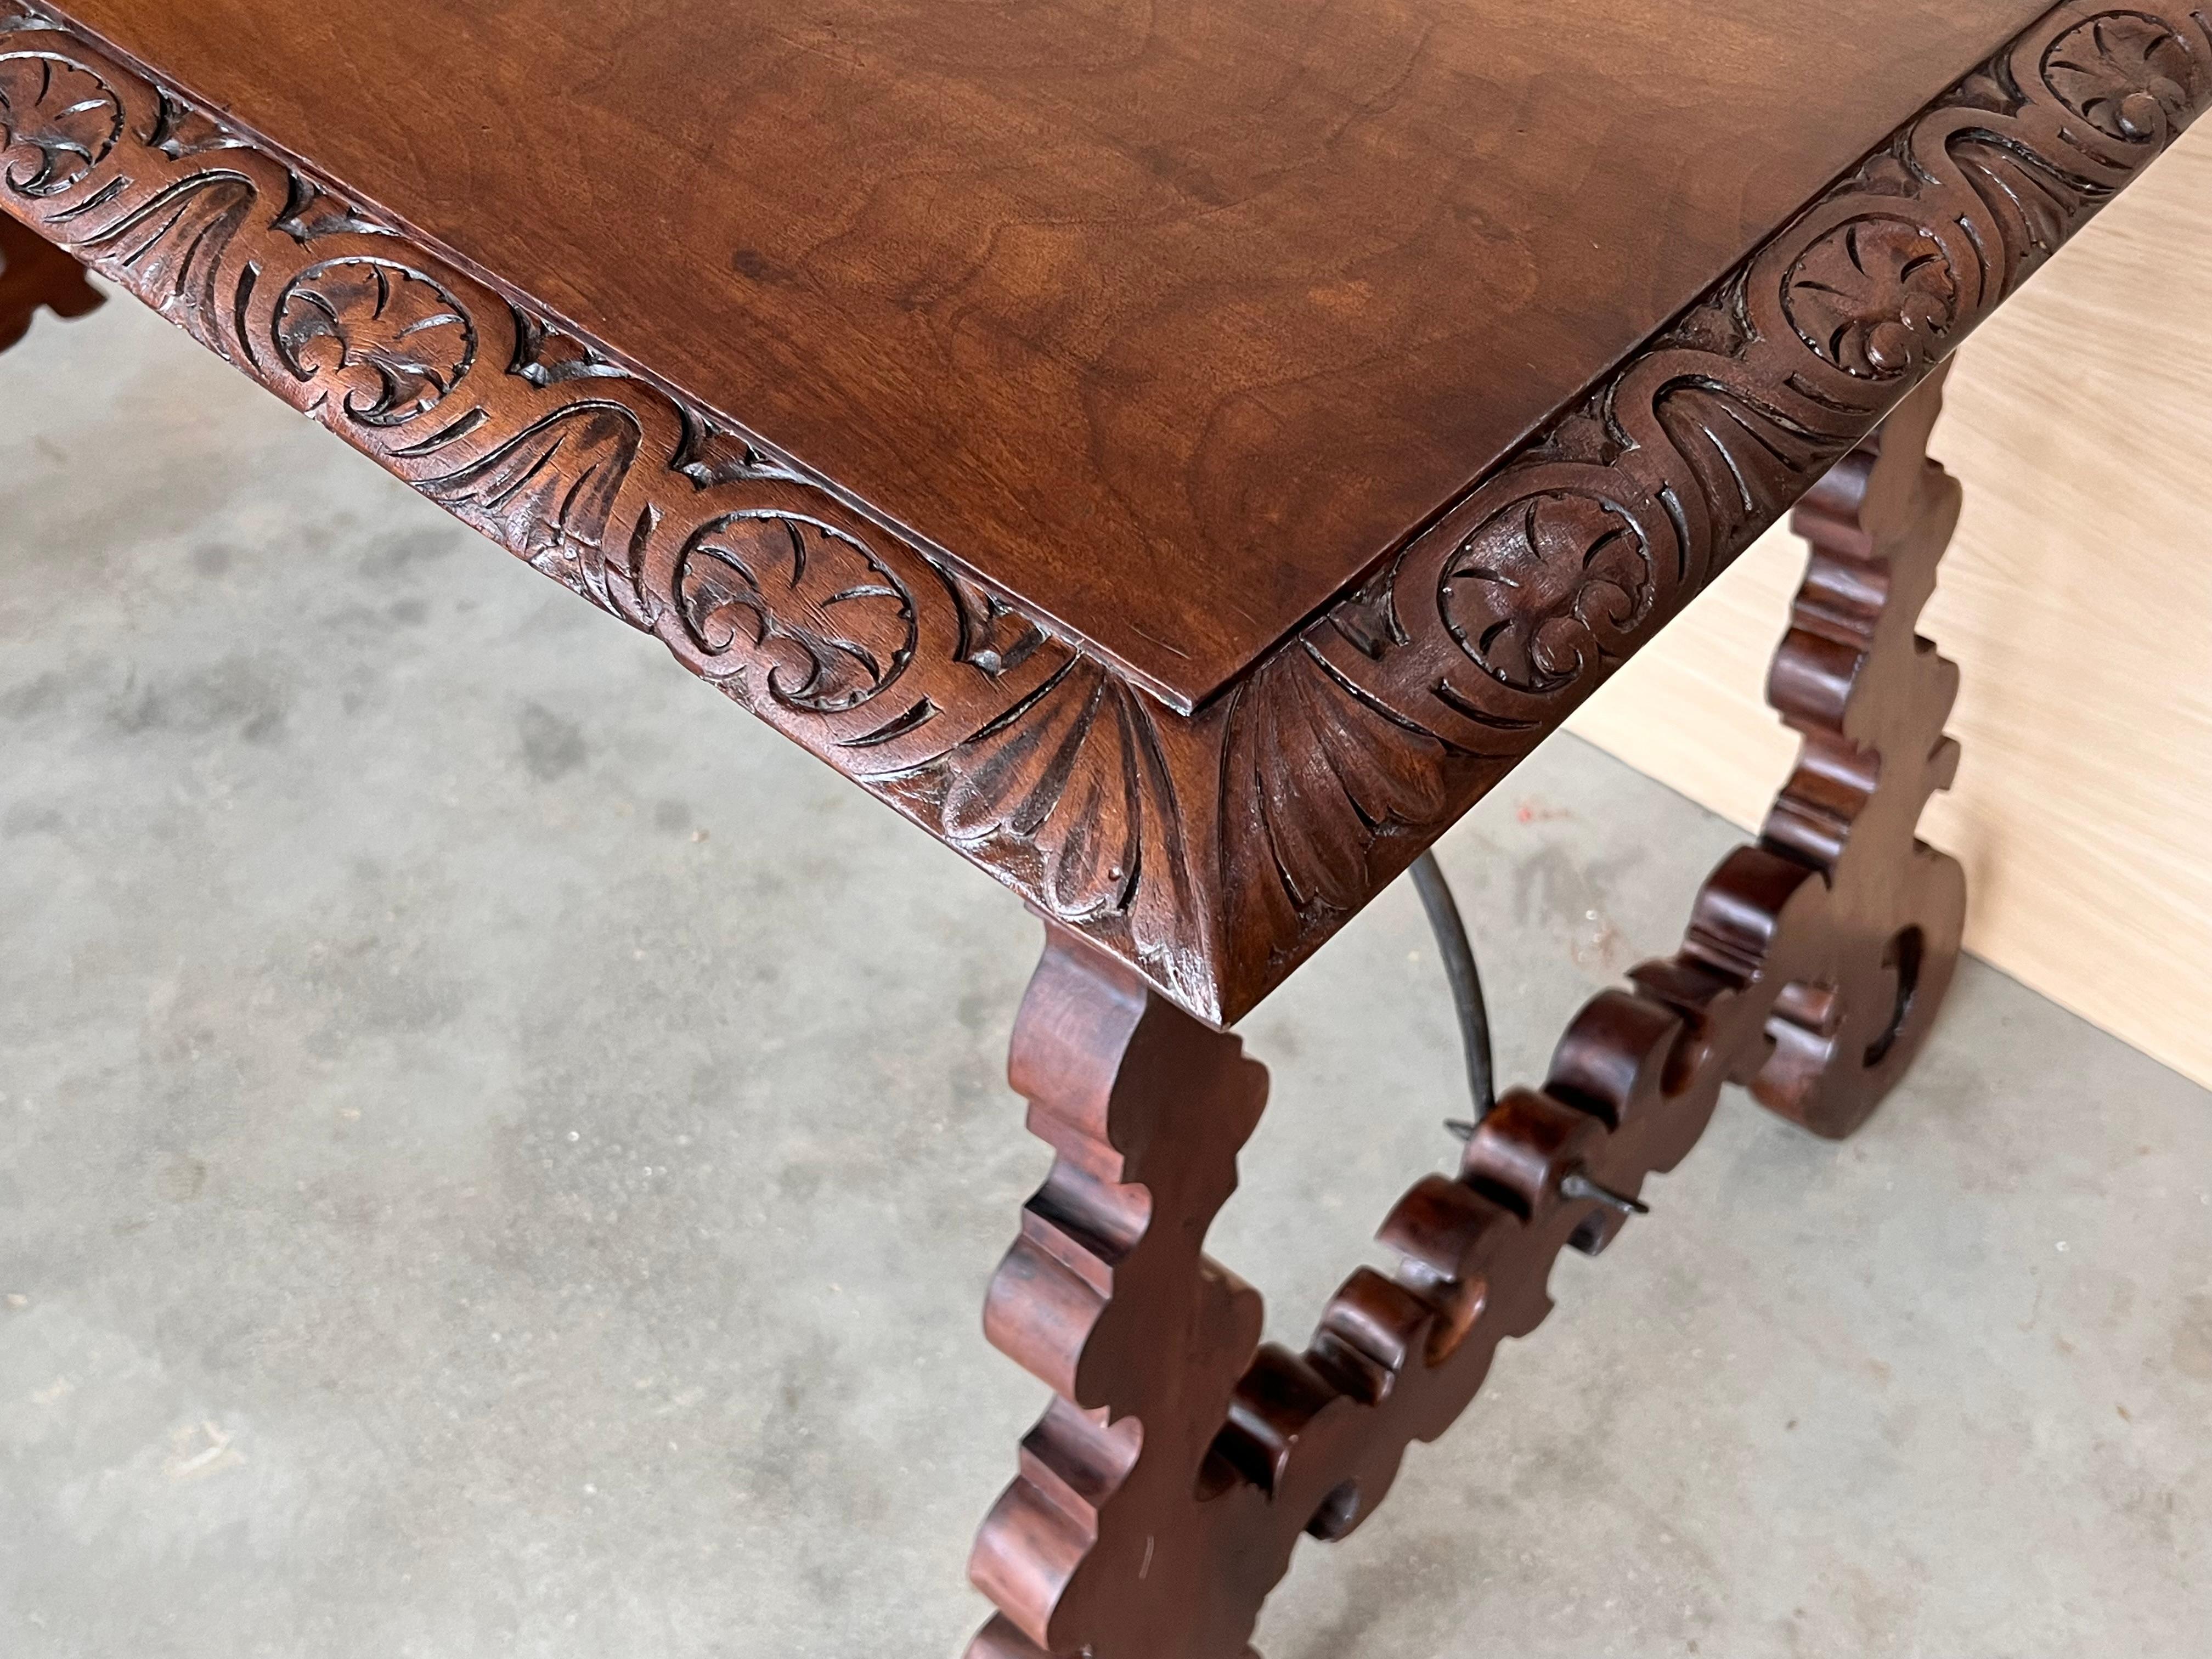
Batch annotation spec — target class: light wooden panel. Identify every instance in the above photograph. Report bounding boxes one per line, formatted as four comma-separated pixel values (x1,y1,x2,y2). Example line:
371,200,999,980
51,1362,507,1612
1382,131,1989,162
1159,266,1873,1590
1570,122,2212,1089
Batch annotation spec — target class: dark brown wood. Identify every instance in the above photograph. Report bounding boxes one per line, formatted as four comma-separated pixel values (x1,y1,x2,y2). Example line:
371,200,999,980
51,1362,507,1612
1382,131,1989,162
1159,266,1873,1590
0,208,97,351
0,2,2197,1027
1748,363,1968,1137
969,369,1968,1657
32,0,2060,706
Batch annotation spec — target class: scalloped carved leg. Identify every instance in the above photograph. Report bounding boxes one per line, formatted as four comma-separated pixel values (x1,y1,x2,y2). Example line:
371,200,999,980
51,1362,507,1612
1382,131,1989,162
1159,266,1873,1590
1746,361,1968,1138
0,213,100,354
966,926,1271,1659
965,368,1966,1658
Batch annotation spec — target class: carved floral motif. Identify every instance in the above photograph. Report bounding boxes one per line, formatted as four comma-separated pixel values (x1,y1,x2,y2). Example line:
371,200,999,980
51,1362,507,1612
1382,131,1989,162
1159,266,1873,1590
1440,490,1652,689
674,511,916,713
2044,11,2200,136
1784,217,1960,377
0,0,2201,1024
0,49,117,194
275,257,476,424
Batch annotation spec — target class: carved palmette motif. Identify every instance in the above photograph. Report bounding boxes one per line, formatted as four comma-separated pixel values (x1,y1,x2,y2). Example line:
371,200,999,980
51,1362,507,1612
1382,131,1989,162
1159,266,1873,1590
969,365,1970,1659
0,3,2202,1023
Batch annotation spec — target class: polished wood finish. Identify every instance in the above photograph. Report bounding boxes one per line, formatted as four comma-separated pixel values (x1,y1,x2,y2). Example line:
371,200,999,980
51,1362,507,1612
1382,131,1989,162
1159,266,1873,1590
45,0,2056,705
1,1,2197,1024
971,369,1968,1657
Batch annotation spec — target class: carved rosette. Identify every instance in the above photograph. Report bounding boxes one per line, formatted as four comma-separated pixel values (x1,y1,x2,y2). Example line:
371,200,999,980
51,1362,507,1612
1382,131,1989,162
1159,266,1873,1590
0,2,2203,1024
0,48,118,194
1440,489,1655,690
273,257,477,425
1784,218,1960,378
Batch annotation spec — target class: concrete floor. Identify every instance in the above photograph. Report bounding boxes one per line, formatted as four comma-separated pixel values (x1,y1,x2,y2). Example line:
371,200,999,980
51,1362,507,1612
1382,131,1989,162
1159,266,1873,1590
1,291,2207,1659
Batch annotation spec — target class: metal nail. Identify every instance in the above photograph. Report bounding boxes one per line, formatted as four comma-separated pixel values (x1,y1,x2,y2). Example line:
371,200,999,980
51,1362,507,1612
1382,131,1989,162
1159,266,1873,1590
1559,1170,1649,1216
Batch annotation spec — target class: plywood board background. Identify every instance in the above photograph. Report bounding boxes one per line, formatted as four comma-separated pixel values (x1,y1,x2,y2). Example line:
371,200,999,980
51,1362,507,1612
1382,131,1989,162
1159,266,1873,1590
1570,123,2212,1090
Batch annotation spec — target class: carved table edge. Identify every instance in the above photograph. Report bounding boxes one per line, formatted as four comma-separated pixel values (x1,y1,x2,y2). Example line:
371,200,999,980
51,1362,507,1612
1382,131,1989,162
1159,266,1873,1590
0,0,2202,1025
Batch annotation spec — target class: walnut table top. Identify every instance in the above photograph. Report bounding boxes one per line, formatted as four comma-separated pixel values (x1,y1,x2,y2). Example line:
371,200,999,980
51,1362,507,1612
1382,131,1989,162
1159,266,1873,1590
2,0,2202,1019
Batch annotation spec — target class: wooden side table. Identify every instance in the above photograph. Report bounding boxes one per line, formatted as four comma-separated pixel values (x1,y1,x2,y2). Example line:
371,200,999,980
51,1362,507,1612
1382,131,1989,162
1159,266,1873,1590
1,3,2201,1652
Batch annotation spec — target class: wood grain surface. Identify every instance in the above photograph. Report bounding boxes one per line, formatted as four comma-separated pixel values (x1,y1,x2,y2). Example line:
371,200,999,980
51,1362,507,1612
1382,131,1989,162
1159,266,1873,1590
5,1,2203,1023
50,0,2052,704
1571,121,2212,1089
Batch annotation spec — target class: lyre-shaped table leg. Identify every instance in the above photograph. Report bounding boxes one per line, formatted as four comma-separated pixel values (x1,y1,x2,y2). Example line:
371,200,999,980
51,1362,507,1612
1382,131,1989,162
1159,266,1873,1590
0,213,101,355
966,365,1968,1657
1748,360,1968,1137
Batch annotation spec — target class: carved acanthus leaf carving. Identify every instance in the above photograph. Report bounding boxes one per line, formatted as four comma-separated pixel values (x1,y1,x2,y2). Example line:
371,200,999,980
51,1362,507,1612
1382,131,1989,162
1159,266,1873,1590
1220,643,1458,957
419,403,645,597
939,657,1197,938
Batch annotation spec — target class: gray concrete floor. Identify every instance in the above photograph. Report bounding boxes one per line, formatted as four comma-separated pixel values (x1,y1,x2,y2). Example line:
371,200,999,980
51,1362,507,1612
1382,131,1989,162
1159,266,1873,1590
2,291,2207,1659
